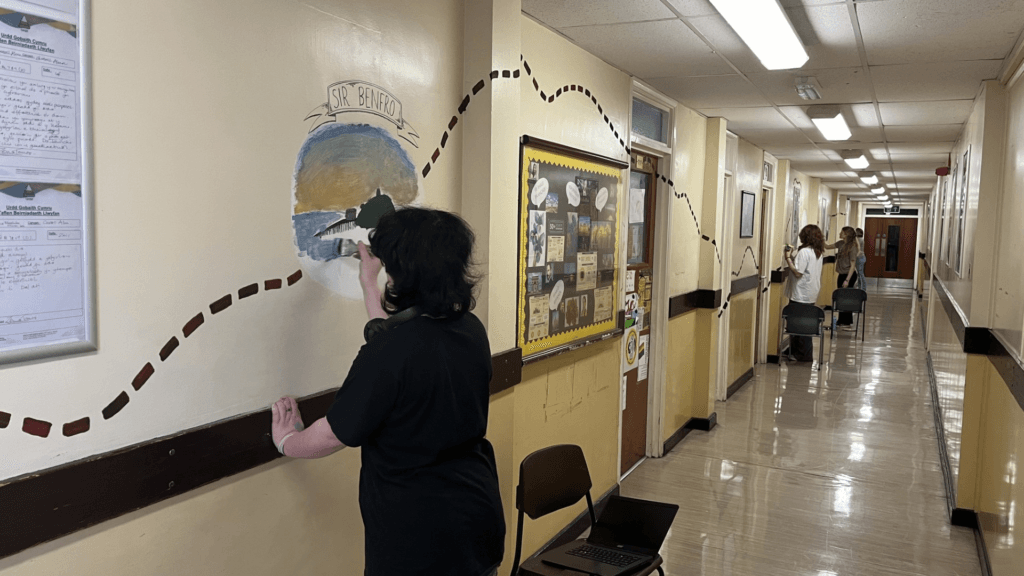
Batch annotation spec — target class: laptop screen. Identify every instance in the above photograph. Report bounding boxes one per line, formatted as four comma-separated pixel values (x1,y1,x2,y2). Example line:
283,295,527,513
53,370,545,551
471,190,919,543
587,495,679,552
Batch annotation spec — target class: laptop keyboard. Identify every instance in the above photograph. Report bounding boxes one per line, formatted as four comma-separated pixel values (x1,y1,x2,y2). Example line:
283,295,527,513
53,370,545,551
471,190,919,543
566,544,642,567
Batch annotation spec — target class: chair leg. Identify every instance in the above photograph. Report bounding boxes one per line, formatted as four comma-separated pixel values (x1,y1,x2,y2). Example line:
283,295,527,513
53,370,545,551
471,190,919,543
817,334,823,370
657,567,665,576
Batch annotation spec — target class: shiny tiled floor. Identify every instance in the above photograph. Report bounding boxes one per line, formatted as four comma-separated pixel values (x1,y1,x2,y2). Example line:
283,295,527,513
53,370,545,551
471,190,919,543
622,286,982,575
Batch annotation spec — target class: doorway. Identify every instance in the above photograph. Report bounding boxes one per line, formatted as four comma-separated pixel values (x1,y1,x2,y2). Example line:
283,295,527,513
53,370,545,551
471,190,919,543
621,150,658,475
754,179,774,362
864,217,918,280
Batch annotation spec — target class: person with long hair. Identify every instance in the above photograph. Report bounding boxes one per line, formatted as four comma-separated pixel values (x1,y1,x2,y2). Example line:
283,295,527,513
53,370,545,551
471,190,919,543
268,207,505,576
827,226,861,328
855,227,867,290
784,224,825,361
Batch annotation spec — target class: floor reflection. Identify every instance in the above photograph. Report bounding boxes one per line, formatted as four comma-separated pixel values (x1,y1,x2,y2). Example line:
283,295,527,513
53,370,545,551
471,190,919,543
621,286,981,575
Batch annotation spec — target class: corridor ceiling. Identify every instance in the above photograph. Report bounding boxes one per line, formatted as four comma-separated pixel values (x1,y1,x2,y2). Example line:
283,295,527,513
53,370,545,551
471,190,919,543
522,0,1024,205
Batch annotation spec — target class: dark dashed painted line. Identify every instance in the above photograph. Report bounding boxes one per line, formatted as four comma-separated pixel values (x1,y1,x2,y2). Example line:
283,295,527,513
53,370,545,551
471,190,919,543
732,246,760,278
210,295,232,314
22,417,51,438
239,283,259,299
159,337,179,361
62,417,89,437
183,313,204,337
132,363,155,391
102,392,129,420
8,271,304,437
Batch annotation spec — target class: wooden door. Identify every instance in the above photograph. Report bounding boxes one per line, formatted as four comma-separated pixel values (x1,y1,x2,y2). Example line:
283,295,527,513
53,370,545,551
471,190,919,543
621,151,658,475
864,217,917,280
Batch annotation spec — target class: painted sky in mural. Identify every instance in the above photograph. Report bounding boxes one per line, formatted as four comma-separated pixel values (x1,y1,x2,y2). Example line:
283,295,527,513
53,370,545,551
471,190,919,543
292,87,421,299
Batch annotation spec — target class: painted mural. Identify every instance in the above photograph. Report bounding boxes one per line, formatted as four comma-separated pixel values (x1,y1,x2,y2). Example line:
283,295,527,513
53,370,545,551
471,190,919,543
292,82,421,299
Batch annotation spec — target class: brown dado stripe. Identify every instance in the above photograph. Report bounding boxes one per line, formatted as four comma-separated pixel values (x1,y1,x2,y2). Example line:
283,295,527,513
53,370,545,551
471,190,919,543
0,352,524,560
489,347,523,395
976,330,1024,414
823,255,836,264
730,275,759,296
932,275,1024,413
668,288,723,319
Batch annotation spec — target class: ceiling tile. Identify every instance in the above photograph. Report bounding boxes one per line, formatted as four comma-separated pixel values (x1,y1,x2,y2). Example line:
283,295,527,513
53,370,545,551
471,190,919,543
877,100,974,126
896,182,939,189
686,15,764,73
781,0,850,6
872,60,1003,102
765,145,833,160
523,0,675,28
822,181,867,190
778,106,884,142
857,0,1024,65
848,103,881,127
696,107,793,130
663,0,719,18
748,67,873,106
730,127,816,147
561,20,732,78
884,124,963,141
648,74,770,108
886,142,956,154
888,153,950,164
786,4,863,69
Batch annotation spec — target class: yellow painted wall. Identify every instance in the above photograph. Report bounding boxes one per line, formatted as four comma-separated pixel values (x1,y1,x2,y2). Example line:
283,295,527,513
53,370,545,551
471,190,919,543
694,309,718,418
929,283,970,507
663,311,697,437
513,341,621,557
727,291,756,384
766,285,782,356
667,107,709,297
960,355,1024,575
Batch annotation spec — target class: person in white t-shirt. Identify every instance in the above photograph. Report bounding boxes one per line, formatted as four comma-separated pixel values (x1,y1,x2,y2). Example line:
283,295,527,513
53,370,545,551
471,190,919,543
784,224,825,361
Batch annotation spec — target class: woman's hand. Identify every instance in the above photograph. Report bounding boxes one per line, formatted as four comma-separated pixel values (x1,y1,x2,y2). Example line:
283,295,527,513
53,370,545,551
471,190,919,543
357,241,383,287
271,397,305,453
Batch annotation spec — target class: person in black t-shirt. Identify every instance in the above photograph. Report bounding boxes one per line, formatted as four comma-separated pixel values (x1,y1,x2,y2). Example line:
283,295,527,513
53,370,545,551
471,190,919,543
269,207,505,576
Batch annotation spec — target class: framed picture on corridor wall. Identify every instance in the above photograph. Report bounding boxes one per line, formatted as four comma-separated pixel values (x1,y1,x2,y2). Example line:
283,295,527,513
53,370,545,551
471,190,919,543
740,190,755,238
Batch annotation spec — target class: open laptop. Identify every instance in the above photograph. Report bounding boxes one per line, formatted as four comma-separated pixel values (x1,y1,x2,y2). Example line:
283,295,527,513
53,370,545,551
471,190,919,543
539,495,679,576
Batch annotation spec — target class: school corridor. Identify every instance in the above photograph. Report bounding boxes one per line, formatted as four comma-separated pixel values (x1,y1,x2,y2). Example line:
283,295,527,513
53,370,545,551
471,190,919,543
621,284,983,575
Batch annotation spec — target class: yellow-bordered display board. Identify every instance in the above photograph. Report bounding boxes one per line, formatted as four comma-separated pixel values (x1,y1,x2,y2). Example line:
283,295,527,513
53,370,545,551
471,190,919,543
518,139,623,357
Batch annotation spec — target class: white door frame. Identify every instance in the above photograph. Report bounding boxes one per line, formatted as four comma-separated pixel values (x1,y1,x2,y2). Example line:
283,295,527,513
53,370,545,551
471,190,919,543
627,79,676,463
755,153,778,363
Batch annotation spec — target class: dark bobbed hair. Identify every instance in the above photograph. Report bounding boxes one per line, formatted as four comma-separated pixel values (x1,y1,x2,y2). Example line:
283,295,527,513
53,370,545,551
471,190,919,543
798,224,825,258
855,228,864,237
368,206,478,318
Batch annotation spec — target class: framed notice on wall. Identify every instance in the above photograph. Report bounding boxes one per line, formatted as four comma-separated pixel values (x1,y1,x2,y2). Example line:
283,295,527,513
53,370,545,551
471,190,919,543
0,0,95,365
517,136,626,359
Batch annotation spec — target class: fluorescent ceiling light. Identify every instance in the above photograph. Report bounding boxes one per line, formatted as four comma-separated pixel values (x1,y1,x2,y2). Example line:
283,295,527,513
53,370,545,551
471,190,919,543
709,0,809,70
878,195,889,201
860,174,878,185
871,187,885,195
844,155,869,169
807,106,851,141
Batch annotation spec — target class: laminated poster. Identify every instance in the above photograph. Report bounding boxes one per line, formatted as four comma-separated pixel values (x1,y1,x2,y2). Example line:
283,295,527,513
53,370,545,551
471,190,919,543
518,139,623,357
0,1,95,362
638,335,649,381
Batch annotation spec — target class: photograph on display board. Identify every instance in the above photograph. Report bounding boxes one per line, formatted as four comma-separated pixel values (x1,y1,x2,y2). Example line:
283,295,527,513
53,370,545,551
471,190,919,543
517,137,624,357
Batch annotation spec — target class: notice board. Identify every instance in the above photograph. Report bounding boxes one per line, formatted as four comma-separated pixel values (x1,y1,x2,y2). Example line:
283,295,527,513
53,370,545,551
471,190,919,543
517,136,625,359
0,0,95,364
